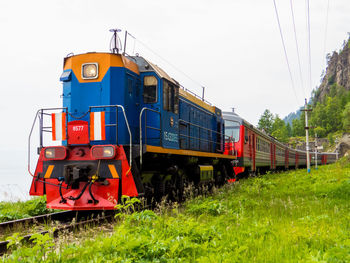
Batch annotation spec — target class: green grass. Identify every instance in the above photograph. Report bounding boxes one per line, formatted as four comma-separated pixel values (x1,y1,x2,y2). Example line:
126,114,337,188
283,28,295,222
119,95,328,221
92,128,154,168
0,196,52,222
3,158,350,262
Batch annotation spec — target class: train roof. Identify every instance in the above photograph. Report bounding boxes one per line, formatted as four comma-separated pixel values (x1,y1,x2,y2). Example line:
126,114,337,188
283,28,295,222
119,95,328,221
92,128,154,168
131,55,220,115
130,55,178,85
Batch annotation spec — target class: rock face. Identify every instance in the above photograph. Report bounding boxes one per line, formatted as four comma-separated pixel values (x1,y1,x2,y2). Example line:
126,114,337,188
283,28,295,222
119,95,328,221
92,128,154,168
316,39,350,102
336,133,350,157
293,133,350,157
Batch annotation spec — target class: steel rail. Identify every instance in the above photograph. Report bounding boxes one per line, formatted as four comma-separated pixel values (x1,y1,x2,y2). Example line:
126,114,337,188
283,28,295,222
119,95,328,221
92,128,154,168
0,210,115,256
0,211,74,233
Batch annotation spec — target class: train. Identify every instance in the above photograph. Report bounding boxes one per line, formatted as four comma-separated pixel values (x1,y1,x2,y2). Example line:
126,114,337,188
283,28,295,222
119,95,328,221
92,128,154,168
223,111,337,177
28,31,337,210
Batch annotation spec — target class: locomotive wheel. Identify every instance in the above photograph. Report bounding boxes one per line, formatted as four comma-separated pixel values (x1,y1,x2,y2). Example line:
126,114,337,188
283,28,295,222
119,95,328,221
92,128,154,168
215,165,228,186
166,169,185,202
152,173,165,202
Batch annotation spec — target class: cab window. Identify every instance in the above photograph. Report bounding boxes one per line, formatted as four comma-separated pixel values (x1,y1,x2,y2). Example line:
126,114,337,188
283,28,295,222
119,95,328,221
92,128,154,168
163,80,179,114
143,76,157,103
224,120,240,142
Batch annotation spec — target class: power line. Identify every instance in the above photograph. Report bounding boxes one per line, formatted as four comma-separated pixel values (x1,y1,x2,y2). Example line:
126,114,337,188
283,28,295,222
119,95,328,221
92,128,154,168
323,0,330,63
306,0,312,96
126,32,205,90
272,0,300,104
289,0,306,99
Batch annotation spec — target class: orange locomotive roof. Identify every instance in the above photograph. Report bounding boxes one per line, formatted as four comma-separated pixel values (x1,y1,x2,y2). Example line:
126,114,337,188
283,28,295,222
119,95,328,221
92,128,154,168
63,53,139,83
179,88,216,114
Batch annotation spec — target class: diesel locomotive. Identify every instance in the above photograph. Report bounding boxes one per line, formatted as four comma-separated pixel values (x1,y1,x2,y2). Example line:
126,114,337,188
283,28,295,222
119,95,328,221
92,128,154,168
28,31,337,210
28,32,236,210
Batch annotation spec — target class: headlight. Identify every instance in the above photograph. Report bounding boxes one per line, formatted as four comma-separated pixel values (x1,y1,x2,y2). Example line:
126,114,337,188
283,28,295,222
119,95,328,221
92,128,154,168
82,63,98,79
44,147,67,160
91,145,116,159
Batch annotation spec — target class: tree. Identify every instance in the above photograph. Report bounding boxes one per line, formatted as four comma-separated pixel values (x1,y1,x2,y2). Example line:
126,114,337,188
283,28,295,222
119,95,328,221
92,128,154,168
258,109,274,134
314,127,326,138
343,102,350,131
286,122,292,137
292,112,305,137
271,115,289,142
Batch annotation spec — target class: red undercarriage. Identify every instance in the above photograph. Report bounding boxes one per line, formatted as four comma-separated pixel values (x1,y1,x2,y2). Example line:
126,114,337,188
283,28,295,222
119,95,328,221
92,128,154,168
29,145,138,210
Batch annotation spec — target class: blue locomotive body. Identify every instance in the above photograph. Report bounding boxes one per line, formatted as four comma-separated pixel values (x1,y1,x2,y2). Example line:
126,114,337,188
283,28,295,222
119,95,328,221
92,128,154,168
59,53,225,153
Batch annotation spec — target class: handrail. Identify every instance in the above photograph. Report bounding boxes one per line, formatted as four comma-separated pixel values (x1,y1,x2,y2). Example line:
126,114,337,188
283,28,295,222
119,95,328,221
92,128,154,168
139,107,161,166
28,105,133,177
90,105,132,169
178,118,229,152
28,110,40,177
28,107,68,177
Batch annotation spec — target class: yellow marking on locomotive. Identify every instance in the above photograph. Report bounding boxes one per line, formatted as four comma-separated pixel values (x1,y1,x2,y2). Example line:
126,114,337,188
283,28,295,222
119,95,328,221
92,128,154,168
64,53,139,83
199,165,213,171
146,145,236,159
179,89,216,114
108,164,119,179
44,165,54,179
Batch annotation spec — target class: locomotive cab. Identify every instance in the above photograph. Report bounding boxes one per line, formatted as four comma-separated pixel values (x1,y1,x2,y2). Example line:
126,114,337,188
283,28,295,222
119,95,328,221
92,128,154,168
61,53,140,145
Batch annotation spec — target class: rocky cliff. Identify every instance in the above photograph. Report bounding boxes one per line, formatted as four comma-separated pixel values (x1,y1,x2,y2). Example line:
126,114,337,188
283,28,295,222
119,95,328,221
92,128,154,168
315,39,350,102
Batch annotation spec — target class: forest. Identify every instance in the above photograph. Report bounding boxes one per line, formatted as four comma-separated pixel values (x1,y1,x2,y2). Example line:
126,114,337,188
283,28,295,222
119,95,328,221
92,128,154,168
258,85,350,144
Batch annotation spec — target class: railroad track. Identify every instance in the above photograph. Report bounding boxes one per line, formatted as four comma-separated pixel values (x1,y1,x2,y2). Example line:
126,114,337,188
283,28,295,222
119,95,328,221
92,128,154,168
0,210,115,256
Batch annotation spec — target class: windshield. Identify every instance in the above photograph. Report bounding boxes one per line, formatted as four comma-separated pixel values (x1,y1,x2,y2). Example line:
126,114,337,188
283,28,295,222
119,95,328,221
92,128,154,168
224,120,240,142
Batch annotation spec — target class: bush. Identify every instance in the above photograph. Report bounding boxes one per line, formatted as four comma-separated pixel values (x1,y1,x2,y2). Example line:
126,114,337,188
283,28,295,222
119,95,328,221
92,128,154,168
342,102,350,131
314,126,326,138
328,133,335,145
0,197,52,222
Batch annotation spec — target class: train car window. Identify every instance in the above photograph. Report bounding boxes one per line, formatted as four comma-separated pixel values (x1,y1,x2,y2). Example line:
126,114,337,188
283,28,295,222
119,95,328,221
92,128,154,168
143,76,158,103
163,80,179,113
244,128,248,144
163,81,169,110
127,78,133,94
174,85,179,114
257,138,271,153
169,82,174,111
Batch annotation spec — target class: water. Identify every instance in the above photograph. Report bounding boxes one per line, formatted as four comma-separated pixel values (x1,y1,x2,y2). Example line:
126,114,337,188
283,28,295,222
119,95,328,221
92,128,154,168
0,148,32,202
0,184,29,201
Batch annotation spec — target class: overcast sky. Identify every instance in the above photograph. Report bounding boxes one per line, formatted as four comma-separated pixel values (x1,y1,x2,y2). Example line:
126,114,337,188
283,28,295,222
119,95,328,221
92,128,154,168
0,0,349,200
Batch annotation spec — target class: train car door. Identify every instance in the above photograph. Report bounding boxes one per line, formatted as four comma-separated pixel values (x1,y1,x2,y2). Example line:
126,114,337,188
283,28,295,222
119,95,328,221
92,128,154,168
248,131,252,166
270,143,276,169
141,74,162,146
161,79,179,149
296,152,299,168
252,133,256,171
274,144,276,169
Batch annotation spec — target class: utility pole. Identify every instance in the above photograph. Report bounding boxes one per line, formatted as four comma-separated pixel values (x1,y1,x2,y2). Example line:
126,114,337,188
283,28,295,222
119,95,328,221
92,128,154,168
315,133,318,170
335,139,339,160
302,98,313,173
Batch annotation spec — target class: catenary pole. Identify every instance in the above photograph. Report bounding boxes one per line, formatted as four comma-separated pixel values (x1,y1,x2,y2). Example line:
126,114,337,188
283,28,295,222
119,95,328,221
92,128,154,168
315,133,318,170
304,99,311,173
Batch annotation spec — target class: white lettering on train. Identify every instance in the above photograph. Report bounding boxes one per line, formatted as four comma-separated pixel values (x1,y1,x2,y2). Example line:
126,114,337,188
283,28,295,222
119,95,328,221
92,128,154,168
163,132,178,142
73,126,84,132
